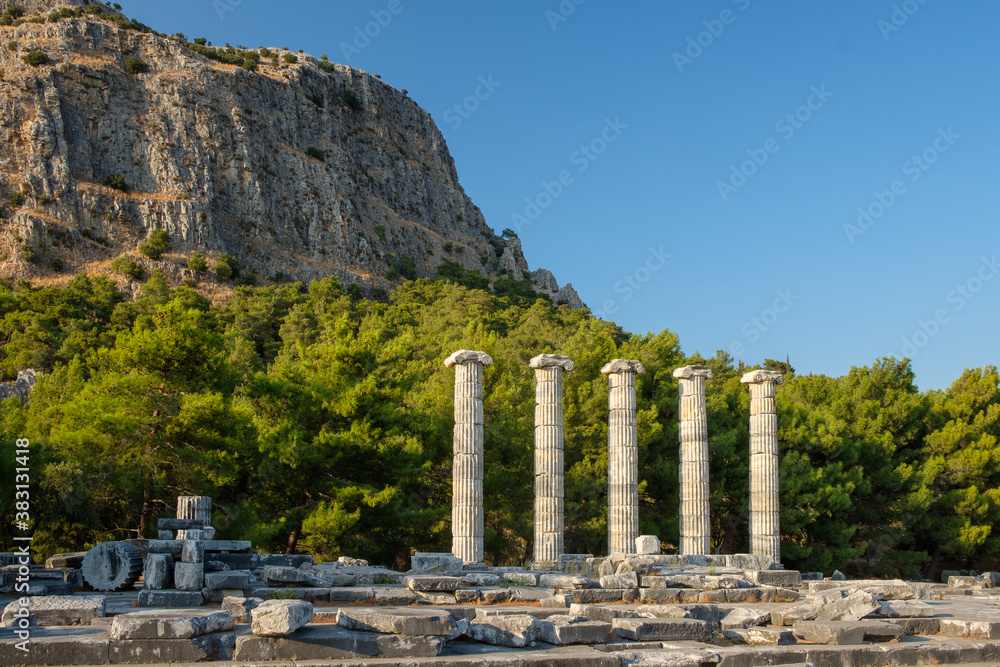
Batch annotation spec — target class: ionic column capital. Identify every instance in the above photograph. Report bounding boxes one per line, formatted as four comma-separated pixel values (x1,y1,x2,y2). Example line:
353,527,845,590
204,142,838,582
601,359,645,376
445,349,493,368
530,354,574,371
673,365,714,380
740,370,784,385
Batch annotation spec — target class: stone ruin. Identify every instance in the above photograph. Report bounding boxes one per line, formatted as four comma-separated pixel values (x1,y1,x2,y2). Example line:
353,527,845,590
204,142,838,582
3,351,1000,665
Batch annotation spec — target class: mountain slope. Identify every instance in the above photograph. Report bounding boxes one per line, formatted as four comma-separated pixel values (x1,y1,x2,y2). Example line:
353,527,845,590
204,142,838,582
0,1,583,305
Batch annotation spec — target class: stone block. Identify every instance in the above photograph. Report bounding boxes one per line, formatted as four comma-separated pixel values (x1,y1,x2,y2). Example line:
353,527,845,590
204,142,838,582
234,625,444,661
173,562,204,591
409,552,463,573
948,575,979,588
403,575,461,591
479,587,510,604
329,587,375,603
635,535,661,555
638,588,684,604
616,557,655,575
876,599,936,618
793,619,903,645
125,539,184,555
142,553,173,590
0,632,110,665
808,578,915,599
883,617,941,635
539,573,595,589
721,607,771,629
793,620,866,645
109,631,235,662
2,595,105,627
612,617,711,642
744,569,802,587
202,587,247,604
815,589,881,622
137,589,204,607
109,609,234,639
574,588,625,604
158,518,204,530
221,596,262,623
938,617,1000,639
44,552,87,569
309,571,356,587
539,593,574,608
741,626,797,646
634,604,695,620
460,571,500,587
181,540,205,563
251,599,313,637
502,571,540,586
262,566,329,587
414,591,457,605
372,586,416,606
466,614,539,647
509,586,557,602
202,540,252,551
600,572,638,589
535,614,611,645
336,608,457,635
157,530,174,540
204,570,250,590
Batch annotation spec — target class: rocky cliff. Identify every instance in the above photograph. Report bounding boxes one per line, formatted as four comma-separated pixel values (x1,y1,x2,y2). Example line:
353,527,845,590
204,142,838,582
0,0,583,306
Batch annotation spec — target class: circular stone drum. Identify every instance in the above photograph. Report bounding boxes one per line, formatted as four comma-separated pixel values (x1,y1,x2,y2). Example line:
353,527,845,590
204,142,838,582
81,541,143,591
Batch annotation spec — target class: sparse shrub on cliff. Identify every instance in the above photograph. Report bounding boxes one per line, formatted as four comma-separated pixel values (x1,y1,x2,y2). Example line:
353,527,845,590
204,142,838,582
6,41,16,52
318,59,335,73
124,56,149,74
194,37,207,45
0,6,23,25
242,51,260,72
385,254,417,281
187,253,207,273
22,50,50,67
305,93,323,108
283,53,298,64
103,174,128,192
19,245,37,264
374,225,386,240
110,254,144,280
8,192,24,208
138,229,170,260
341,89,363,111
305,146,325,162
51,257,64,272
213,253,240,281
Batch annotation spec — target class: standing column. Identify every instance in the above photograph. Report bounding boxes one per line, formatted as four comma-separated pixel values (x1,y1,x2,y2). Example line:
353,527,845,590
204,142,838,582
602,359,645,555
673,365,713,556
445,350,493,564
176,496,212,540
530,354,574,568
740,370,784,562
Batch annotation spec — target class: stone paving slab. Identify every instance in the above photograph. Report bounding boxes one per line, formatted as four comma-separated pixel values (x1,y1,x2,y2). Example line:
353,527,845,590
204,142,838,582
234,625,445,661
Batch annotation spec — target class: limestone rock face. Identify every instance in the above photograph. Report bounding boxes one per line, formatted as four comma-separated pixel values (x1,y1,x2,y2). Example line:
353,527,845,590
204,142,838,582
0,4,581,305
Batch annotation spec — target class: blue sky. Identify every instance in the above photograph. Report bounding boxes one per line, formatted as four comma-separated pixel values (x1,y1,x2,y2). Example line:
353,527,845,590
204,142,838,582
117,1,999,391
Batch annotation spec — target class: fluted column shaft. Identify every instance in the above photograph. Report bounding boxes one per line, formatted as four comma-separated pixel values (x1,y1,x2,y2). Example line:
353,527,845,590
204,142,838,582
445,349,494,564
741,370,784,562
602,359,645,555
176,496,211,524
674,365,713,556
531,354,574,566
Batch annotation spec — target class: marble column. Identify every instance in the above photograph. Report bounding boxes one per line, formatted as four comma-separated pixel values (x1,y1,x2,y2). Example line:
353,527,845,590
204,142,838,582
602,359,645,555
445,349,493,564
740,369,784,562
176,496,212,540
530,353,574,567
673,365,713,556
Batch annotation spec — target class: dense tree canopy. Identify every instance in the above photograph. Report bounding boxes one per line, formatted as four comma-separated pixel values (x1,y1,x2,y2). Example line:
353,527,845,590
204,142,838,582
0,273,997,577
